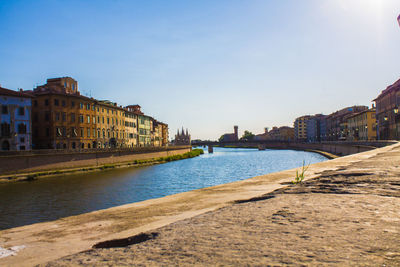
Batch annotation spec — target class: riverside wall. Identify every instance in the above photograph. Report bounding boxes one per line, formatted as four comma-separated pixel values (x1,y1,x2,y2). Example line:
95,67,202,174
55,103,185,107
0,146,192,174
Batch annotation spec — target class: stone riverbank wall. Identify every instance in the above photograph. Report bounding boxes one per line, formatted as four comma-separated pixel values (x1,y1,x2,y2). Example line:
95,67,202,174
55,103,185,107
0,146,192,174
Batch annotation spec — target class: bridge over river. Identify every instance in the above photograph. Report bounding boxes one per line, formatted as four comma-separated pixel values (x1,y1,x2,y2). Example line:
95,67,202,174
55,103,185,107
192,140,397,156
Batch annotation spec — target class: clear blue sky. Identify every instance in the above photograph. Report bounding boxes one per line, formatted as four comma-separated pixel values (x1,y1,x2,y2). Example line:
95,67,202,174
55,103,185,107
1,0,399,140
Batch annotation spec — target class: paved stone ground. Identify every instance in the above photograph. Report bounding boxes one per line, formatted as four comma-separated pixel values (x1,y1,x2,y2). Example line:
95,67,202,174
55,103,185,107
44,146,400,266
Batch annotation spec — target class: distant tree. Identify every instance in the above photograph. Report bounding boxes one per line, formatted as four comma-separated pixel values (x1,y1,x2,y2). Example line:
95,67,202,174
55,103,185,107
241,130,255,141
218,135,225,142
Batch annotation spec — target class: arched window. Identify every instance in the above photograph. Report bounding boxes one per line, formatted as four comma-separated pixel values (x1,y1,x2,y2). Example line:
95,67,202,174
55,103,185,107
1,123,11,137
1,140,10,151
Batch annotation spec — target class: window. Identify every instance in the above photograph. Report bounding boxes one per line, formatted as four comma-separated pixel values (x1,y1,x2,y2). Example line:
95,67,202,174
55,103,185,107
92,105,95,111
79,115,84,123
93,116,95,124
2,105,8,114
55,112,60,121
93,128,95,137
87,128,90,137
18,107,25,116
80,102,84,109
71,101,75,107
102,117,104,124
1,123,11,137
19,146,26,151
80,128,84,137
87,115,90,124
71,127,77,137
72,83,75,91
86,103,90,110
56,127,62,136
97,129,100,138
45,99,49,106
54,99,59,106
107,118,109,124
97,116,100,123
62,112,66,122
64,82,67,88
62,100,66,107
62,127,66,136
33,112,38,122
45,112,50,121
18,123,27,134
34,100,38,107
71,113,75,123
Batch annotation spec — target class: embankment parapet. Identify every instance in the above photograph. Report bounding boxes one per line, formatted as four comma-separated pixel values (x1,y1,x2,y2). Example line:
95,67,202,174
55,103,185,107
0,146,191,174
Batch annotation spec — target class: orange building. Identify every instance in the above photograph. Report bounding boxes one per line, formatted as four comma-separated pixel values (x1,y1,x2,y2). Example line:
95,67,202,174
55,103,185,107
30,77,97,149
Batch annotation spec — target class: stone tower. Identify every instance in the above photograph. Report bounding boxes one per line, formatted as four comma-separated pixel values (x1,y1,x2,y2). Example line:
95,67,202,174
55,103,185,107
234,125,238,141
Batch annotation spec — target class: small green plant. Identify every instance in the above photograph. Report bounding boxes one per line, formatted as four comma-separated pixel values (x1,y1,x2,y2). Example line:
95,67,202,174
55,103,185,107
293,160,309,184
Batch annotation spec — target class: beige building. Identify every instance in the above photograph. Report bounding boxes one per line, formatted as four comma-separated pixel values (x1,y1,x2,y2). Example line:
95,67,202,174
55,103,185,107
347,109,377,141
124,106,138,148
294,115,311,141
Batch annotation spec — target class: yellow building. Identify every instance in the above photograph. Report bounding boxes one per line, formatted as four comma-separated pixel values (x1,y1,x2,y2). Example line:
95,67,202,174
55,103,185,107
347,109,377,141
151,119,163,147
294,115,311,141
124,106,138,148
95,100,126,148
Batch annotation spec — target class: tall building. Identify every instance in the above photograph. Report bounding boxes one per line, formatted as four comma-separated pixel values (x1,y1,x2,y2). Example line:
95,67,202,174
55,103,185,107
124,107,138,148
0,87,32,151
347,108,377,141
126,105,152,147
306,114,326,142
96,100,126,148
294,115,311,142
29,77,98,149
326,106,368,141
374,78,400,140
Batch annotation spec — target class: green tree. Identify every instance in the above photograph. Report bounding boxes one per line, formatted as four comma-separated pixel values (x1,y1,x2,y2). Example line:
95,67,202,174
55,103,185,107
241,130,255,141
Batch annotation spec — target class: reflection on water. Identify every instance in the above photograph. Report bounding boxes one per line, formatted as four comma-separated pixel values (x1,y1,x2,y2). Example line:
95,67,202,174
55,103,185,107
0,147,327,229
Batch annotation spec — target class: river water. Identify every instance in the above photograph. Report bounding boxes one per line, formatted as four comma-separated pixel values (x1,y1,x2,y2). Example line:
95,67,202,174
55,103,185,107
0,147,327,230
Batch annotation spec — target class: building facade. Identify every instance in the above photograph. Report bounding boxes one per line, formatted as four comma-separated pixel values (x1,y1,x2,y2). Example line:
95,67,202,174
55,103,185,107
374,78,400,140
124,107,138,148
220,125,238,142
347,109,377,141
0,87,32,151
325,105,368,141
127,105,152,147
30,77,98,149
294,115,311,142
306,114,326,142
254,126,294,141
96,100,126,148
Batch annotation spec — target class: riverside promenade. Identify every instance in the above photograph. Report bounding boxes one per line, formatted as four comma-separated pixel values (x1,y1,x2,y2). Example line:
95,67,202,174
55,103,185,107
1,143,400,266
